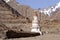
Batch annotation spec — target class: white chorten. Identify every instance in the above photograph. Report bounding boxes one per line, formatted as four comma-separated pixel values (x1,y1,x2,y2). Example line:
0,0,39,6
31,12,42,35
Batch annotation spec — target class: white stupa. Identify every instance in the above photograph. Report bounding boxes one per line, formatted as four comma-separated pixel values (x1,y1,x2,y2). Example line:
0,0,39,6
31,11,42,35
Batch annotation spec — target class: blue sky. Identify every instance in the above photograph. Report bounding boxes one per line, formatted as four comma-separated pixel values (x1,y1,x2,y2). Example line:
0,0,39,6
16,0,60,9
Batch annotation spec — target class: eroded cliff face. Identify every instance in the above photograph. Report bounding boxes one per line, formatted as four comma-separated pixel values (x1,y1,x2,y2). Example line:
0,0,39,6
0,0,32,34
5,0,34,21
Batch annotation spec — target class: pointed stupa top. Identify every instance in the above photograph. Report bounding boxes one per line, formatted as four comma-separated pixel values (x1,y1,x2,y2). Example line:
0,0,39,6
34,11,38,16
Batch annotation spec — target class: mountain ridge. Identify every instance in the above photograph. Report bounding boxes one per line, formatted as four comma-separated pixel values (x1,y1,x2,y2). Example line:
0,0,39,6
39,2,60,16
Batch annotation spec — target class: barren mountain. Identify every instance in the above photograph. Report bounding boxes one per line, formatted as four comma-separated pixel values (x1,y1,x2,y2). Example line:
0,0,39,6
5,0,34,20
0,0,32,35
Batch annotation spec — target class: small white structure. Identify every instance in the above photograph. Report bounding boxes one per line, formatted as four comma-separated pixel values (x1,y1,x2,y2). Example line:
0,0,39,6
31,12,42,35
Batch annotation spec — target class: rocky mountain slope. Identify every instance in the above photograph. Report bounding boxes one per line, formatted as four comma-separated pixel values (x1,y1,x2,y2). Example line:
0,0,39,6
39,2,60,16
4,0,34,21
0,0,32,36
1,0,60,32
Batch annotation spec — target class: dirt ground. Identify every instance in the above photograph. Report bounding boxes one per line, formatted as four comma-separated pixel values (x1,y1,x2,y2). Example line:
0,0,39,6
0,33,59,40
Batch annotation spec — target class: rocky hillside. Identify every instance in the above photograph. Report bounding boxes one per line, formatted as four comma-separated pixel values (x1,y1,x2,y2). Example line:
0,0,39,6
5,0,34,21
0,0,32,33
7,0,60,30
